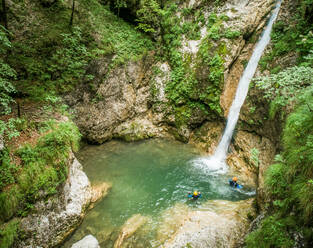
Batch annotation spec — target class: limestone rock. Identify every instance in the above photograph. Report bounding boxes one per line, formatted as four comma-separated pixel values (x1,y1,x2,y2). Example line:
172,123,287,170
114,214,149,248
16,154,94,247
161,199,255,248
65,55,156,144
189,122,224,154
71,235,100,248
113,117,164,142
226,131,276,188
89,182,111,209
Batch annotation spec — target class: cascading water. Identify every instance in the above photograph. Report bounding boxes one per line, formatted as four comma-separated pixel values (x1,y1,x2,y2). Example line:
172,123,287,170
193,0,282,174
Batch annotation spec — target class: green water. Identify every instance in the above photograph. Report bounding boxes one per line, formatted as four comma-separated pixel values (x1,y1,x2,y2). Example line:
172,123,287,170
64,139,253,247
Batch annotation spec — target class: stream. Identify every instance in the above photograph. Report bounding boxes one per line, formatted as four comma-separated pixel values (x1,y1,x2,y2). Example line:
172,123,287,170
63,139,254,247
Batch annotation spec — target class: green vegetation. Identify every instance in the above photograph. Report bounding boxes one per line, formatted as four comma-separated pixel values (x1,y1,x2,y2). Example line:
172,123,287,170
246,2,313,246
5,0,154,100
0,219,20,248
246,86,313,247
161,7,234,126
0,27,16,114
136,0,163,34
259,1,313,71
0,121,81,222
250,148,260,168
254,66,313,118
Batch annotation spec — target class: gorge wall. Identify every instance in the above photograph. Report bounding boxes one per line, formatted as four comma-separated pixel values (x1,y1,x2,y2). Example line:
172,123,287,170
1,0,302,247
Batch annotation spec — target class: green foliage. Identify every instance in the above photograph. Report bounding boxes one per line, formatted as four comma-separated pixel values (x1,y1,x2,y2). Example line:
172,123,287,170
48,27,92,93
0,219,20,248
245,215,295,248
0,27,16,114
259,2,313,71
160,6,229,123
224,28,241,39
0,149,18,190
247,86,313,246
0,118,26,141
250,148,260,167
254,66,313,118
7,0,154,101
136,0,163,34
0,121,81,222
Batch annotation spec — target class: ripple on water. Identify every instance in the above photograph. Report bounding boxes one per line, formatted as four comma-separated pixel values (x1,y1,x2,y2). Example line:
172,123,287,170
63,139,254,248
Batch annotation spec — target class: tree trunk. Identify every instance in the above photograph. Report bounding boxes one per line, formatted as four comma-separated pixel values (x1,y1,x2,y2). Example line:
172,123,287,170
2,0,8,30
17,99,21,118
69,0,75,26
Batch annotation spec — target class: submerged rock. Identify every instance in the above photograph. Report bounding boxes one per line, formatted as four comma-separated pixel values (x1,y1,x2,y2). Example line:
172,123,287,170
90,182,112,208
71,235,100,248
114,214,149,248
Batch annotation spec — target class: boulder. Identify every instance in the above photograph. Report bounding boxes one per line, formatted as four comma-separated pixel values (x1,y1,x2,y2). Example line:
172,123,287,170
71,235,100,248
114,214,149,248
16,154,94,247
161,199,255,248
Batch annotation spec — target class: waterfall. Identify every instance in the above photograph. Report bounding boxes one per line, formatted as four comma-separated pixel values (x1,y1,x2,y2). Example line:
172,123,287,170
193,0,282,174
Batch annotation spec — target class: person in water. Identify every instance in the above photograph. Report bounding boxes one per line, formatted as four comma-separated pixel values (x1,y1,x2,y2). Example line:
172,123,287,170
188,191,202,200
229,177,239,188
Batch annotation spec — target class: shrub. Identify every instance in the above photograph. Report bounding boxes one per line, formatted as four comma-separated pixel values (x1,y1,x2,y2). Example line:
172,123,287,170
245,215,295,248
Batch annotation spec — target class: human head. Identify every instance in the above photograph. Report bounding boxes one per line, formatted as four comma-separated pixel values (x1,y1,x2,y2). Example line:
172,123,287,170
193,191,198,196
232,177,238,182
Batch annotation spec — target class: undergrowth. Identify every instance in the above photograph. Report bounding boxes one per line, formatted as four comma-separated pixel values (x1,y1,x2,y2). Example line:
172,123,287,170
245,87,313,247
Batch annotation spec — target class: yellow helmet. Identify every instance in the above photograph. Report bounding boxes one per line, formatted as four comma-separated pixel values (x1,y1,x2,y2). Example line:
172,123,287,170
233,177,238,182
193,191,198,196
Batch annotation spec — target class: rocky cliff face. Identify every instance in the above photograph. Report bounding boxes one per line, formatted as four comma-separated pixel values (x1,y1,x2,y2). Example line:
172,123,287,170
62,1,287,246
65,54,168,144
15,154,107,248
67,0,276,144
66,0,280,189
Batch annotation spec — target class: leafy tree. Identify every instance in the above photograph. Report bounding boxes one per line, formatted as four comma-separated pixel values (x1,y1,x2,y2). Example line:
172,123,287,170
0,27,16,115
136,0,163,34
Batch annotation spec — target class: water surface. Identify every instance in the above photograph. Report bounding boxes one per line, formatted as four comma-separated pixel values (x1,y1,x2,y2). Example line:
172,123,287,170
64,139,253,247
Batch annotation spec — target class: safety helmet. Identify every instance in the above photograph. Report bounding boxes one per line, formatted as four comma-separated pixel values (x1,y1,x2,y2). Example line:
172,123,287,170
193,191,198,196
233,177,238,182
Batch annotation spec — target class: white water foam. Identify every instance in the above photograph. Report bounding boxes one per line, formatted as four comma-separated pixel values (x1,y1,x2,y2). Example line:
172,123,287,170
192,0,282,174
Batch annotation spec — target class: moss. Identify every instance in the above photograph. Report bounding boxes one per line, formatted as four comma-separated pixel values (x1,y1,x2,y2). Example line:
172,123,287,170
0,219,20,248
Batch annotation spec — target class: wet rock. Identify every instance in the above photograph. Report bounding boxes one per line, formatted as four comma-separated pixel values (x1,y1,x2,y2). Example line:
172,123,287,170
16,154,94,247
226,130,276,189
71,235,100,248
161,199,255,248
114,214,149,248
90,182,112,207
189,122,224,154
113,117,164,142
65,54,157,144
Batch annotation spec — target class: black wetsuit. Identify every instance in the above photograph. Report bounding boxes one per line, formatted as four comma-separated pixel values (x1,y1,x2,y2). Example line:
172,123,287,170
229,180,238,188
